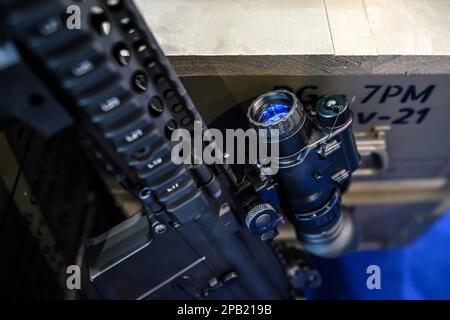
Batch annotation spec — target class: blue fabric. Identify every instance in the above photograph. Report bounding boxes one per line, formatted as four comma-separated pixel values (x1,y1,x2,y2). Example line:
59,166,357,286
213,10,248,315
305,207,450,300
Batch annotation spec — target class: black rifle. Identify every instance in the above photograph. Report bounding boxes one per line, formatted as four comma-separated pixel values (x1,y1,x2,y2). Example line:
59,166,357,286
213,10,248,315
0,0,293,299
1,0,361,300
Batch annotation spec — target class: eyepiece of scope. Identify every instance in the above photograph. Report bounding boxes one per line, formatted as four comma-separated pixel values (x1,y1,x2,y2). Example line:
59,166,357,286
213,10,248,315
296,190,359,258
248,90,310,155
259,102,290,123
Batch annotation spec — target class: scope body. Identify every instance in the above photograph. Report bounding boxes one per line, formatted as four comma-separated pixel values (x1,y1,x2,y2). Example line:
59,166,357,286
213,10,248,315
248,91,361,257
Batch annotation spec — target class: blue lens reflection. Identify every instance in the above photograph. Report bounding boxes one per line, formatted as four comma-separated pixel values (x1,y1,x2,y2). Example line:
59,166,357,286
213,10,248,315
259,103,290,123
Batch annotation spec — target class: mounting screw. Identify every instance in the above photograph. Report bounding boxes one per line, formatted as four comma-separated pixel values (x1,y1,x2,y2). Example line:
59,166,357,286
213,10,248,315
325,98,337,108
154,223,167,234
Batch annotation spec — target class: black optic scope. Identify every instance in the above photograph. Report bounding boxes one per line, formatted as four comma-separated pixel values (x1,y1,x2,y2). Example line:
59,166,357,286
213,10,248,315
248,90,361,258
